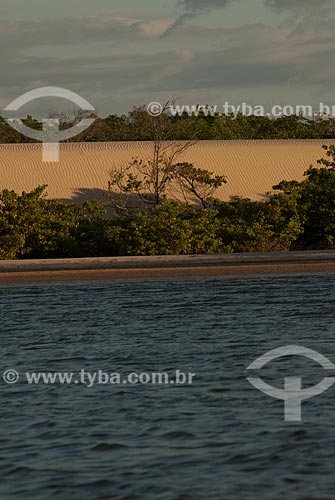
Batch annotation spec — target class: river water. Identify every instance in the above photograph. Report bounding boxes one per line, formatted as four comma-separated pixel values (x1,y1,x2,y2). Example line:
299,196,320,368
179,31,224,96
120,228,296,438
1,275,334,499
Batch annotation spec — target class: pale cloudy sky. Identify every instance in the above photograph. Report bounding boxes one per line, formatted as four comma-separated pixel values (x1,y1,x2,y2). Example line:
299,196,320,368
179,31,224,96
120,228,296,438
1,0,335,115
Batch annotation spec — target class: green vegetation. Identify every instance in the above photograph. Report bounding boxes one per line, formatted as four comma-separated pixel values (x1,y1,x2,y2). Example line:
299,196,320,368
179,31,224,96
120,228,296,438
1,145,335,259
1,107,335,143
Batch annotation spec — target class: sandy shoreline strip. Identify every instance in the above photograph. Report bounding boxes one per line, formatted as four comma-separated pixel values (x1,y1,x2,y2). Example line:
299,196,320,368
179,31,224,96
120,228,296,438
1,251,335,283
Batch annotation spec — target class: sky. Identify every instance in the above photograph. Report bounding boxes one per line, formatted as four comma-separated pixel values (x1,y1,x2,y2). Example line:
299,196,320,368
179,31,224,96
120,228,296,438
1,0,335,115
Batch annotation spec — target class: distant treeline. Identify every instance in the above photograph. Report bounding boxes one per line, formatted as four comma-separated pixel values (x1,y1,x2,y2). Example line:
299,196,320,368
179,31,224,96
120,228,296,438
1,108,335,142
1,145,335,259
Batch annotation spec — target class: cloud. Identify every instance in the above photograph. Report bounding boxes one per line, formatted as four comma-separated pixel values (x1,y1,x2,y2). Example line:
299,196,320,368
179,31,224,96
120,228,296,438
264,0,334,10
1,7,335,115
161,0,231,38
161,13,195,39
179,0,231,12
149,48,194,83
148,20,335,100
0,15,137,52
134,20,171,39
264,0,335,37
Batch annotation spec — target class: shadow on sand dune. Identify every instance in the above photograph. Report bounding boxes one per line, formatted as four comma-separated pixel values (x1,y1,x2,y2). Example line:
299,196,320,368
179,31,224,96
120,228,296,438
59,188,153,210
59,188,109,204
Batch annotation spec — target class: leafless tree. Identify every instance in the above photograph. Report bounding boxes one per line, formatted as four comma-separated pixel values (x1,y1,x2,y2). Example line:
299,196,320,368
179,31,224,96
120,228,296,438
108,100,197,213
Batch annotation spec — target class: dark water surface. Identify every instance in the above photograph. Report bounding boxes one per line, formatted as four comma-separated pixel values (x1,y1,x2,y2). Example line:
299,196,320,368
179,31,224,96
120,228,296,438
0,275,334,500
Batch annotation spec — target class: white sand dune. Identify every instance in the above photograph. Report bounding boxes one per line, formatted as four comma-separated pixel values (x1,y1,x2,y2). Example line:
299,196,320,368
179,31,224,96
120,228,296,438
0,140,334,202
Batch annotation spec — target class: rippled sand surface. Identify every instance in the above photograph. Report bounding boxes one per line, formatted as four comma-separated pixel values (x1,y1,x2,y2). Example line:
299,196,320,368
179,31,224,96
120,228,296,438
1,140,334,201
